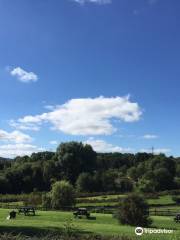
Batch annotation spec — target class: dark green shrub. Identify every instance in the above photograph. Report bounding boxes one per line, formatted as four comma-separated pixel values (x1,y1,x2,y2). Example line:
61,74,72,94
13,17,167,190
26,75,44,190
42,193,52,209
116,193,152,227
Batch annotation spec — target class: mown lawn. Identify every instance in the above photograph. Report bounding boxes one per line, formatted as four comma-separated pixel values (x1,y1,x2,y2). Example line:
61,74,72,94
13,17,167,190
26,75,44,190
76,194,178,208
0,209,179,240
147,195,175,205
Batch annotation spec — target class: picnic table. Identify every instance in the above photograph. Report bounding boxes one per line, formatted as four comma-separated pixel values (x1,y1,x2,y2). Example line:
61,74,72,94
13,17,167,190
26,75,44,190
18,206,36,216
73,208,90,219
174,213,180,223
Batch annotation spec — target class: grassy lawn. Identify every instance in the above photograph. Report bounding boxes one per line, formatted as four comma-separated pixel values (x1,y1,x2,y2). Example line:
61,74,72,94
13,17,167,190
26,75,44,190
0,209,179,239
147,195,175,205
77,194,126,201
76,202,118,207
76,194,177,208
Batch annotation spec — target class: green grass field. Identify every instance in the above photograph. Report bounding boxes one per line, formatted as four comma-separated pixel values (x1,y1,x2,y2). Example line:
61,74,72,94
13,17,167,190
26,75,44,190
76,194,178,209
0,209,179,240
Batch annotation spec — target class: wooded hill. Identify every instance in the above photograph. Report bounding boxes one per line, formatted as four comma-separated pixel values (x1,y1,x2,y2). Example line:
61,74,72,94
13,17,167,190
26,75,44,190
0,141,180,194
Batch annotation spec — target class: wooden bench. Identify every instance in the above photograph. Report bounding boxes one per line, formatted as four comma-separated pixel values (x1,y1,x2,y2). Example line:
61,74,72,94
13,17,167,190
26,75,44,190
18,207,35,216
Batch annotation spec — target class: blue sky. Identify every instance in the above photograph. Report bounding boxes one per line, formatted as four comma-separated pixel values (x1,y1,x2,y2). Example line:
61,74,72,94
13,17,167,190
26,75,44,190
0,0,180,158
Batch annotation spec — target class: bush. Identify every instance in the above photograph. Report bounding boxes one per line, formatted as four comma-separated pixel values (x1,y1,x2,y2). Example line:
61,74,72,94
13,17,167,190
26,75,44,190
42,193,52,209
51,180,75,209
116,193,152,227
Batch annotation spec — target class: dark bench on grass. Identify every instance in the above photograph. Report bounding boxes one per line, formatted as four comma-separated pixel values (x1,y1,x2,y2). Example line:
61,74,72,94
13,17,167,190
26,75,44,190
174,214,180,223
18,206,35,216
73,208,90,219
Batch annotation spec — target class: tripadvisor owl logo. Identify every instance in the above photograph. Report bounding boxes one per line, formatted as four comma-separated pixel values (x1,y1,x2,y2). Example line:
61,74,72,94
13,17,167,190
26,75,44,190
135,227,144,236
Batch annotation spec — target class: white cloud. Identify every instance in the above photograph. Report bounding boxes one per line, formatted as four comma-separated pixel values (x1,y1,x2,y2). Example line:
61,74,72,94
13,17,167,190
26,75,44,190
0,144,44,158
9,120,40,131
73,0,111,5
0,129,32,143
143,134,158,139
11,96,142,136
84,138,134,153
140,148,171,154
49,140,58,145
10,67,38,83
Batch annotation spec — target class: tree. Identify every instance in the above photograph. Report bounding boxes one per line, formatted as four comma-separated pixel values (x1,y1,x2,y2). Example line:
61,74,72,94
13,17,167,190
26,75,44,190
116,194,152,227
76,173,95,193
115,177,134,193
56,142,96,183
138,178,155,193
153,168,174,191
0,176,11,194
51,180,75,209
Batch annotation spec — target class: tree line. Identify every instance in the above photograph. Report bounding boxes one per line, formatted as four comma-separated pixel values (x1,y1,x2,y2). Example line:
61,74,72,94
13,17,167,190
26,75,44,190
0,141,180,194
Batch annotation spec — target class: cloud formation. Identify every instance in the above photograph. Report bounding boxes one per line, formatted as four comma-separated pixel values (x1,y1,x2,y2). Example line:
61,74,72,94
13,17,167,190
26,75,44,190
85,138,133,153
73,0,111,5
11,96,142,136
10,67,38,83
0,144,44,158
0,129,32,143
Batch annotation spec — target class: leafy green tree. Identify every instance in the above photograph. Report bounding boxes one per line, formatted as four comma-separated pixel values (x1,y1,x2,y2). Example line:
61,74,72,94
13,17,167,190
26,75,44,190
51,180,75,209
115,177,134,192
138,178,155,193
116,194,152,227
153,168,174,191
76,172,95,193
56,142,96,183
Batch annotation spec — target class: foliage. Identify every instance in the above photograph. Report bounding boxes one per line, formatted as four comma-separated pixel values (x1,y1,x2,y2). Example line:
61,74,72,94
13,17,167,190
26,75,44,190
56,142,96,183
0,233,135,240
51,181,75,209
63,218,76,237
116,194,152,227
76,173,95,193
42,192,52,209
0,142,179,194
23,192,42,206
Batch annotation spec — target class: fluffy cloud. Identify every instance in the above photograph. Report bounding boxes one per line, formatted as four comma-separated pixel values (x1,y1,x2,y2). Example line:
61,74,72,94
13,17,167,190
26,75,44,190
140,148,171,154
73,0,111,4
0,144,44,158
11,96,142,136
0,129,32,143
10,67,38,83
84,138,133,153
143,134,158,139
